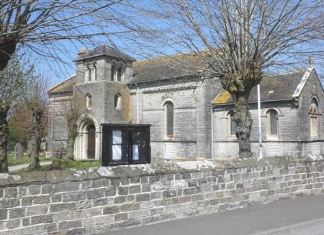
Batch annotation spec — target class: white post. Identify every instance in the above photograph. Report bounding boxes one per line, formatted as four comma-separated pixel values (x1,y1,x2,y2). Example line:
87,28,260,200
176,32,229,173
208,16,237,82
257,84,262,159
211,109,214,159
136,85,139,124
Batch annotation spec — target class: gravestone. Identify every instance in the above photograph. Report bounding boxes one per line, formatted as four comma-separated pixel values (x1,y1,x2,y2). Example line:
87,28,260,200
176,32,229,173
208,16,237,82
14,143,23,160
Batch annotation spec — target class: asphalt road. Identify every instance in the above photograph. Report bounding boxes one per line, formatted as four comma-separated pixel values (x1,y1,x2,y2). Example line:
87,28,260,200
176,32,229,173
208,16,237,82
99,194,324,235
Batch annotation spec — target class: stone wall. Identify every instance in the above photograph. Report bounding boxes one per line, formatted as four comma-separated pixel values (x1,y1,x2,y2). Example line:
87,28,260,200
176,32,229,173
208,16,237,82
129,76,221,160
1,158,324,235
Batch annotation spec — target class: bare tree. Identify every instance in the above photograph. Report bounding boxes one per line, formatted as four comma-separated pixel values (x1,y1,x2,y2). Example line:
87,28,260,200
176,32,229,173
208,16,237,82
54,91,86,161
0,0,141,72
148,0,324,158
0,53,33,172
25,73,50,170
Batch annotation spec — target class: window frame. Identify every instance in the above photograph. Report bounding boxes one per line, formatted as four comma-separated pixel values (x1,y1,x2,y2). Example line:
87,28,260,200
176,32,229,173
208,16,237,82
114,93,122,110
309,97,319,138
86,93,92,109
88,67,92,81
117,66,123,81
111,64,116,81
111,61,125,82
229,111,236,137
266,109,279,138
164,101,174,139
84,62,96,82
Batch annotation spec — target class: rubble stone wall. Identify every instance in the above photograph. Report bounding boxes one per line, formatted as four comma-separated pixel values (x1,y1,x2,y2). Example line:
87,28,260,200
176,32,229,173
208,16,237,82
1,158,324,234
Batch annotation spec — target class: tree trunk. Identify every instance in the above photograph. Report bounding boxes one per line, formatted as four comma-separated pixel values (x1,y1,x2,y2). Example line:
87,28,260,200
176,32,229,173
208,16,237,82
221,65,262,159
66,121,78,161
234,94,253,158
0,41,17,71
66,131,76,161
0,104,9,173
28,108,42,170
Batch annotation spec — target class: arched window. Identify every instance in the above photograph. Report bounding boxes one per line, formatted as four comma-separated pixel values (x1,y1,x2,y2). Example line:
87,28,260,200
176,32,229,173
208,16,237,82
93,66,97,81
228,111,236,136
84,66,90,82
164,102,174,138
267,109,278,137
111,65,115,81
114,93,121,110
310,98,319,137
86,94,92,109
88,67,92,81
310,98,318,114
85,62,96,82
117,66,123,81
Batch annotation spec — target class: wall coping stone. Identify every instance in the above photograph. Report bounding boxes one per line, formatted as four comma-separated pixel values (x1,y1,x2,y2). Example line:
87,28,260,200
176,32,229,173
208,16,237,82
1,155,323,188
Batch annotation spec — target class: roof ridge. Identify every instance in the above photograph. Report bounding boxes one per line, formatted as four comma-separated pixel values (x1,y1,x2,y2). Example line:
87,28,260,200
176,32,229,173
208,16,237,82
74,44,136,62
134,50,203,64
47,74,76,92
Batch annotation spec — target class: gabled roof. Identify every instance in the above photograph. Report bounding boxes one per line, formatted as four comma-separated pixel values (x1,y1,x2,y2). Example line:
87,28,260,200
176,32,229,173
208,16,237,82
47,75,75,94
74,45,136,62
131,52,210,84
213,67,316,105
292,66,314,97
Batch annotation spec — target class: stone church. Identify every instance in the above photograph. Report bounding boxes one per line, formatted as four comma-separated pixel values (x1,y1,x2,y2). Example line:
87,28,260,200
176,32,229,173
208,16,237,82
47,45,324,162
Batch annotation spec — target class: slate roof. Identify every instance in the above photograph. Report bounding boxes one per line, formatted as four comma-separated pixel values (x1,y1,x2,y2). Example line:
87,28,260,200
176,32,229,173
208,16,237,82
213,69,311,105
74,45,136,62
131,52,210,84
47,75,75,94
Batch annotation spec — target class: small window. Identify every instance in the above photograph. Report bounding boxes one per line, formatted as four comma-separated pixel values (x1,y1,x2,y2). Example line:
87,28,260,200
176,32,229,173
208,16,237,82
111,65,115,81
93,67,97,81
86,94,92,109
114,93,121,110
229,112,236,136
310,98,319,137
164,102,174,138
267,109,278,137
84,67,89,82
309,98,318,114
88,68,92,81
117,66,122,81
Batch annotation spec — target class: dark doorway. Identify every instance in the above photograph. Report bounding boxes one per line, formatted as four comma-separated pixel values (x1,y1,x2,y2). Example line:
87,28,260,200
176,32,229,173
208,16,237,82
87,125,96,159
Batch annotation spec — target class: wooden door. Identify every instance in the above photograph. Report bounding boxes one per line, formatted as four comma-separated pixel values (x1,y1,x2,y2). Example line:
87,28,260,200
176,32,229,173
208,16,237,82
87,125,95,159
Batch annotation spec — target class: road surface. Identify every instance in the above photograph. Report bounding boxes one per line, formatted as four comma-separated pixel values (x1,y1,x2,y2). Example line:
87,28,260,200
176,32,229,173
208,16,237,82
98,194,324,235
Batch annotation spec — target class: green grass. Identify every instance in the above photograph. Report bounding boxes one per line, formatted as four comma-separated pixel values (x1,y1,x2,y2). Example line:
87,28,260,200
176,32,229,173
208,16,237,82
40,159,102,171
8,151,102,172
8,151,52,166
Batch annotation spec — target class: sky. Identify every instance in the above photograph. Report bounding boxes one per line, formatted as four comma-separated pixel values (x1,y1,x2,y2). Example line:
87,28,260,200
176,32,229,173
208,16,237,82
17,0,324,87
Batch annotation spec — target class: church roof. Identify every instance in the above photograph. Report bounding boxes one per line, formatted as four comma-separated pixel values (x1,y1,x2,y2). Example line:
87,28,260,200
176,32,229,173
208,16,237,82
213,68,312,105
131,52,209,83
47,75,75,94
74,45,136,62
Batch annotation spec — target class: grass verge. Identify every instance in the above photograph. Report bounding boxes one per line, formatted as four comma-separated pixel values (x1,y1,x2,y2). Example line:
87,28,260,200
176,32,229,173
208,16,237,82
8,151,102,172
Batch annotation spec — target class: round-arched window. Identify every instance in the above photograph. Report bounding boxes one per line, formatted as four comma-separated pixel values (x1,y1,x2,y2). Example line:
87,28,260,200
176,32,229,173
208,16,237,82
86,94,92,109
114,93,121,110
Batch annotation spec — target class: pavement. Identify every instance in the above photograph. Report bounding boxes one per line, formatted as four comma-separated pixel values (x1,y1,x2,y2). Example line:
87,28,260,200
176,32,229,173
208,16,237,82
100,194,324,235
8,161,52,172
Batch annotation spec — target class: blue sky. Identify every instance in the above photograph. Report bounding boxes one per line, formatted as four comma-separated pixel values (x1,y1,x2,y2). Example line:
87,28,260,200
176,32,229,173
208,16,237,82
19,0,324,87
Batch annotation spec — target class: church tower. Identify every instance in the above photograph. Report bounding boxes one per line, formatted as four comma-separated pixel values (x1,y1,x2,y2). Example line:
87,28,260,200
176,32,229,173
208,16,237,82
73,45,136,160
74,45,136,124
